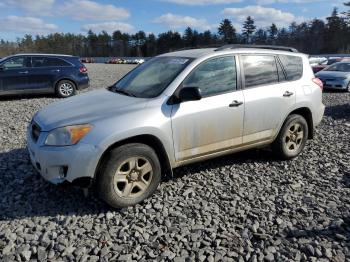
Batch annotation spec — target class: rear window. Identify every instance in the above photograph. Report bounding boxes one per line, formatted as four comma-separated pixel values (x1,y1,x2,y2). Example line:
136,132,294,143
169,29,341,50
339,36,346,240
32,57,71,67
279,55,303,81
242,55,279,88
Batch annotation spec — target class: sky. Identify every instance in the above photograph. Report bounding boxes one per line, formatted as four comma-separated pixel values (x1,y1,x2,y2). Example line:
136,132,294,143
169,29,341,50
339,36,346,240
0,0,347,40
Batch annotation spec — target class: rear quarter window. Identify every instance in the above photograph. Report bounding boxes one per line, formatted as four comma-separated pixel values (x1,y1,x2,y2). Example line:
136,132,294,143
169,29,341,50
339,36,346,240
242,55,279,88
279,55,303,81
46,57,71,67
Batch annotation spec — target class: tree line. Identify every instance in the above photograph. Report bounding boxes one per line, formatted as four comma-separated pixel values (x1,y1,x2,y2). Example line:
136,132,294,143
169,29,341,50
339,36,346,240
1,4,350,58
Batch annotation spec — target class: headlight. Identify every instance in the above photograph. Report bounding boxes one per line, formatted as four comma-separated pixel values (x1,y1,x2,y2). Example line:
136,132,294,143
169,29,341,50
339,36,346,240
45,124,93,146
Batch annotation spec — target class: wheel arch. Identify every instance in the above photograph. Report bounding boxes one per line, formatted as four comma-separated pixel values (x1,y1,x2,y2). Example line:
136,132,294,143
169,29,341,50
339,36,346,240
54,77,77,91
286,107,314,139
93,134,173,185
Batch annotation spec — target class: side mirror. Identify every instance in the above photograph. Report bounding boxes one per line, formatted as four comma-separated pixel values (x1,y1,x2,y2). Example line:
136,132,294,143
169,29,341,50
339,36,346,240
178,86,202,103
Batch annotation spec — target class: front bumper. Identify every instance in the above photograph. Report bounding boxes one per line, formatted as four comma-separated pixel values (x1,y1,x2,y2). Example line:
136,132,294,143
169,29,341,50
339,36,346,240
27,125,100,184
321,79,348,90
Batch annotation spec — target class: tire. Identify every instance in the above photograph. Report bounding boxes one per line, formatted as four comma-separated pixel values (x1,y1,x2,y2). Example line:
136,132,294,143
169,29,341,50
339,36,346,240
97,143,161,208
56,80,76,98
272,114,308,160
346,82,350,92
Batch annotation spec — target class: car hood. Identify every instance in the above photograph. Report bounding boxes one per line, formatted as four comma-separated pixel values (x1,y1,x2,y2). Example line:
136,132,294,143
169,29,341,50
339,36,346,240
35,89,150,131
316,71,350,78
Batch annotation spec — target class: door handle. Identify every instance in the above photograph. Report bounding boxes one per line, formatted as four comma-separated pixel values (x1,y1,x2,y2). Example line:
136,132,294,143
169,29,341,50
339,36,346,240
229,100,243,107
283,91,294,97
19,71,28,74
51,69,60,73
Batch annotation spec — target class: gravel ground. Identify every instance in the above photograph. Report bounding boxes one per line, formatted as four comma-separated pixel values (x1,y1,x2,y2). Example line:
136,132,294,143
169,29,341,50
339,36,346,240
0,64,349,261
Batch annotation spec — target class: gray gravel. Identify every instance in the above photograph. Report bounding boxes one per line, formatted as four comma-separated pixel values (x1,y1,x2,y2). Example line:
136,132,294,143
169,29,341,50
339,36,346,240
0,64,349,261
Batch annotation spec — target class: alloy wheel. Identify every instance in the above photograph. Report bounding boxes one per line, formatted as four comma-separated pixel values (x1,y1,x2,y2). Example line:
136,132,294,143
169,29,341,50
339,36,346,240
113,157,153,199
59,82,74,96
284,122,304,153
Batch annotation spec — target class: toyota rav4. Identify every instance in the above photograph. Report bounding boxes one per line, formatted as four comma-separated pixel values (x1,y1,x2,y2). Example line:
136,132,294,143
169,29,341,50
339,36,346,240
27,45,325,208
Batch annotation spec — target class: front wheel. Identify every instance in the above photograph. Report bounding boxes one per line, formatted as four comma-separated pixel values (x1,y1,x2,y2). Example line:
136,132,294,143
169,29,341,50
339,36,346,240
97,143,161,208
56,80,76,98
272,114,308,160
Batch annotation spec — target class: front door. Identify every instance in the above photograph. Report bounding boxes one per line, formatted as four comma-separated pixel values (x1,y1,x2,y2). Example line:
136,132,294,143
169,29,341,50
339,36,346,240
171,56,245,162
0,56,31,94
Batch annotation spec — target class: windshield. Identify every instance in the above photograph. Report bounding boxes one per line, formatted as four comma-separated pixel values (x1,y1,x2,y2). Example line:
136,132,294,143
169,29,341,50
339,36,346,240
110,56,193,98
324,63,350,72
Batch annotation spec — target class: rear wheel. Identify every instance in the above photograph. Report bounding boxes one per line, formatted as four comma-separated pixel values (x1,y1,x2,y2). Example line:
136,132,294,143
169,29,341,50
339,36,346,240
346,82,350,92
97,143,161,208
272,114,308,160
56,80,76,98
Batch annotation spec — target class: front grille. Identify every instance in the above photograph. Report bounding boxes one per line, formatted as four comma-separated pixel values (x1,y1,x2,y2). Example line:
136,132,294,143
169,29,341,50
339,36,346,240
31,122,41,142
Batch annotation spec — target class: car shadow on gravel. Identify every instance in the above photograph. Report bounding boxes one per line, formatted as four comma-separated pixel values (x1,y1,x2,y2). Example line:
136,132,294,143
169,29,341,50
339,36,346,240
324,103,350,121
0,148,110,221
286,217,350,242
171,148,278,181
0,147,279,221
0,93,57,101
342,172,350,188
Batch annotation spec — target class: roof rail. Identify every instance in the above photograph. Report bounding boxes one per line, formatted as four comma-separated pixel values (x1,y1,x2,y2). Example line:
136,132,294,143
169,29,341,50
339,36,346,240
215,44,298,53
174,44,222,52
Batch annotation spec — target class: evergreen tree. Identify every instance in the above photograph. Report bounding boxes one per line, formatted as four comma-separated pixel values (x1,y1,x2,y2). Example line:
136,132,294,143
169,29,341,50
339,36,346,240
268,23,278,44
325,8,348,52
218,19,236,44
242,16,256,43
343,1,350,20
253,28,268,44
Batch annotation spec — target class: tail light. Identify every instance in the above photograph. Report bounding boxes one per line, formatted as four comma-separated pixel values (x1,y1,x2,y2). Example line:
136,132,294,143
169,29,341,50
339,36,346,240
79,67,88,74
312,78,323,90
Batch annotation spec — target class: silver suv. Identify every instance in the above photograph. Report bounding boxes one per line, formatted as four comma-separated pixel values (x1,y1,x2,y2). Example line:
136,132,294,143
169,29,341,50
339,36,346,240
27,45,325,208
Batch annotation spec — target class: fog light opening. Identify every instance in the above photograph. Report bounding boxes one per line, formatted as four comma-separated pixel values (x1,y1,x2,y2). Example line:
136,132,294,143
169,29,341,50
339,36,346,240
58,166,68,179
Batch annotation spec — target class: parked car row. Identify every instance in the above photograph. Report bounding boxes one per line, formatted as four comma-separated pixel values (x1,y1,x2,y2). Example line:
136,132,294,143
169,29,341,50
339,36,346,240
81,57,95,63
105,58,145,64
0,54,89,97
310,56,350,73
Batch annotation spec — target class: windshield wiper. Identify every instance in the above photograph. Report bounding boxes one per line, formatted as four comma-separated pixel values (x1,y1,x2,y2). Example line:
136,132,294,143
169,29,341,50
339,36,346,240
109,86,136,97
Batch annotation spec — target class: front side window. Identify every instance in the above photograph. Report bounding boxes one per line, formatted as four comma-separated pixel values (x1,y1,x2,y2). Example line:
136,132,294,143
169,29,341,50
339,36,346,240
183,56,237,97
279,55,303,81
242,55,279,88
1,57,29,70
111,56,192,98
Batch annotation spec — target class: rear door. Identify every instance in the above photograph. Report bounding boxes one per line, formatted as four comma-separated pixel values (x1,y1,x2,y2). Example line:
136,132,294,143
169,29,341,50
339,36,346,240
240,54,296,144
171,55,245,161
0,56,31,94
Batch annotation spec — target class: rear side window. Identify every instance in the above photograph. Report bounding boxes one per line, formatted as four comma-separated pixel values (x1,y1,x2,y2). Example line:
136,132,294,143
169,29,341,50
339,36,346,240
242,55,279,88
32,57,71,67
279,55,303,81
183,56,237,97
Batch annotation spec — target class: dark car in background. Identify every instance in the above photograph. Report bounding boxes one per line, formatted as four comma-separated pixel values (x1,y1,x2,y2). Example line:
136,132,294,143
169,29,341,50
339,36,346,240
0,54,89,98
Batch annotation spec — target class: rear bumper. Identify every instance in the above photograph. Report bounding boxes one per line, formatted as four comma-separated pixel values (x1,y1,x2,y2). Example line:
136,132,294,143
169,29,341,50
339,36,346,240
314,103,325,127
76,76,90,90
